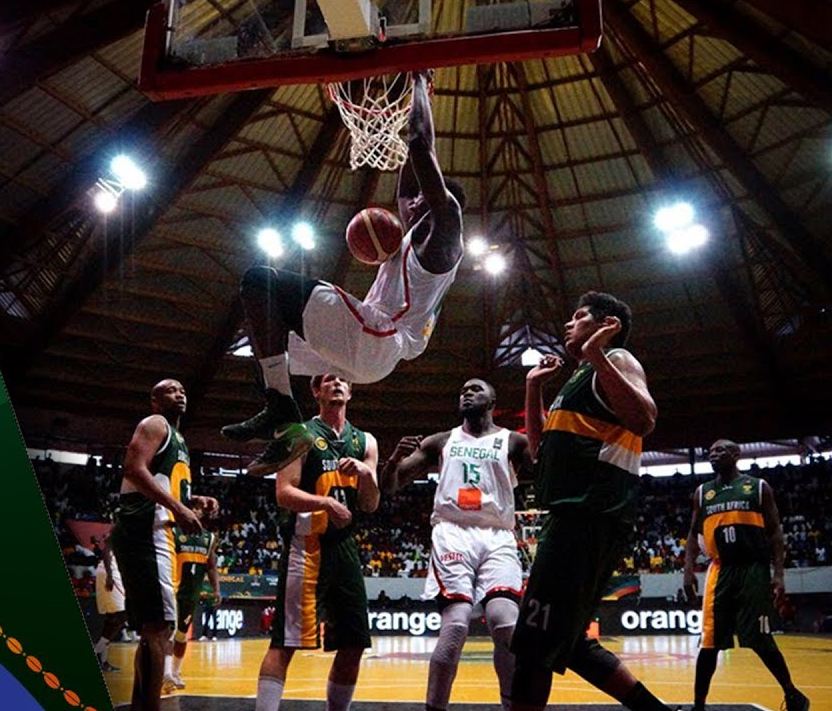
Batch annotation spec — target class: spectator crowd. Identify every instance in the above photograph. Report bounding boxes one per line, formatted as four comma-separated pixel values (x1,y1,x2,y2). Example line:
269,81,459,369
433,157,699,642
32,452,832,589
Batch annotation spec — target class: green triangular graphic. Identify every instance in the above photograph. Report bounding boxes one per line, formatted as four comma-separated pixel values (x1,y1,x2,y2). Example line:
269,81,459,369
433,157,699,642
0,371,113,710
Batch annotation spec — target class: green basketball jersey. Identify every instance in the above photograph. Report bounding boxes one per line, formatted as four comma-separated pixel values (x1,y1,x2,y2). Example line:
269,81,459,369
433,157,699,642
536,349,642,523
117,420,192,523
699,475,768,565
175,529,214,598
283,416,367,543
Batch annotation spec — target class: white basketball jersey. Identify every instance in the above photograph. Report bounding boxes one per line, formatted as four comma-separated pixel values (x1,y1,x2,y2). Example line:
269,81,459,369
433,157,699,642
432,426,517,530
363,230,459,360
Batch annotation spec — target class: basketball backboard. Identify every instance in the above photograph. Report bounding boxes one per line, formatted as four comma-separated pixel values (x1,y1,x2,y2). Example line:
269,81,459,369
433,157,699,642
139,0,602,100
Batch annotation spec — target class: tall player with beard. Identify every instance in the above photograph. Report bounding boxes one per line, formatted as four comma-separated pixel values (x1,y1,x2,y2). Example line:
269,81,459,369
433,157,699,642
384,378,532,711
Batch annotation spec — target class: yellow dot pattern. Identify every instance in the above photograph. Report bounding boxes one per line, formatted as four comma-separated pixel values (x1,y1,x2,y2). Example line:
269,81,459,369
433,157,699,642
0,624,96,711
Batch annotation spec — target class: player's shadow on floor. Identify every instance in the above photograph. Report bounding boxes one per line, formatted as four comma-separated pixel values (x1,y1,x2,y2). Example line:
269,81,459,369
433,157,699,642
116,698,764,711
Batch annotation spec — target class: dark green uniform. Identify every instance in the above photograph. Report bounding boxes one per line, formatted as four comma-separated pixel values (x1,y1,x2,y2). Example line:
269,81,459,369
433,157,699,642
111,420,191,628
697,475,775,650
270,416,371,651
174,529,215,636
512,351,643,672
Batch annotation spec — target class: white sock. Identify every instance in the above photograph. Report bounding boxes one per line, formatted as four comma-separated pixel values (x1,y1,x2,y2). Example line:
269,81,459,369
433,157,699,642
94,637,107,655
172,654,183,676
255,676,285,711
163,654,173,678
260,354,292,396
326,680,356,711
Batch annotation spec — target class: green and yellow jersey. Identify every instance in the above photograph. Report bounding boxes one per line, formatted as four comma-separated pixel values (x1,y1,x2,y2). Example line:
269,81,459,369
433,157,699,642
698,475,768,565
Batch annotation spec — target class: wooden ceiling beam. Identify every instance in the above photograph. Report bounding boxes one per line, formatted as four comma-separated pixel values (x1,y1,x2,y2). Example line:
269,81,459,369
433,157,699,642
184,107,345,421
4,90,271,382
0,0,156,104
605,0,832,293
670,0,832,116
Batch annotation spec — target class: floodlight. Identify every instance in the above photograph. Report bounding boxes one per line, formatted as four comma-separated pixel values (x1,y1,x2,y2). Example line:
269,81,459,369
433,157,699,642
94,190,118,214
483,253,506,275
111,154,147,191
667,223,709,254
654,202,694,233
291,222,316,250
467,236,487,257
521,347,543,367
258,227,284,258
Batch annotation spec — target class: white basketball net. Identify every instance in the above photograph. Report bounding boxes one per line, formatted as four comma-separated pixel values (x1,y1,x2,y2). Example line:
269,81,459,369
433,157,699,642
327,73,413,172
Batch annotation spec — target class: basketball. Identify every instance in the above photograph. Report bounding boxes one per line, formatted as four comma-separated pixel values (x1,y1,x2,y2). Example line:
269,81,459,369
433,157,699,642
345,207,403,265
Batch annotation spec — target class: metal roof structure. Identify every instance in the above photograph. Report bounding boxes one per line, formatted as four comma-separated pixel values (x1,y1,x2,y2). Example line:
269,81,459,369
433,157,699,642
1,0,830,459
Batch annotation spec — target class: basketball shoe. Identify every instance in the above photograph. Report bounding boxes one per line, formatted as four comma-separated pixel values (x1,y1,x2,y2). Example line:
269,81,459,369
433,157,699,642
221,389,303,442
784,688,810,711
247,423,314,476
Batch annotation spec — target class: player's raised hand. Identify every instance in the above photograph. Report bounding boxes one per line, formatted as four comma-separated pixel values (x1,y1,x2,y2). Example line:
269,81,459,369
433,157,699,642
389,435,423,464
582,316,622,363
324,498,352,529
527,354,563,384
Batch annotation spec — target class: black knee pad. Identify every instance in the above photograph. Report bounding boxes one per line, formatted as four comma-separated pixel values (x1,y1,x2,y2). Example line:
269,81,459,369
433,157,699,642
567,637,621,687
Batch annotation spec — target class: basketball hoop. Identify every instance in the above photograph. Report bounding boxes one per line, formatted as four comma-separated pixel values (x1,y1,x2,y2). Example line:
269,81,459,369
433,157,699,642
327,73,414,172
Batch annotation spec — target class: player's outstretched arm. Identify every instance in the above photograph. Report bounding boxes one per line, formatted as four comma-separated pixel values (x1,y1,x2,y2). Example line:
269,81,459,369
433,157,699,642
761,480,786,604
584,321,657,436
382,433,445,495
508,431,534,484
524,354,563,457
683,486,702,601
407,73,458,224
123,415,202,533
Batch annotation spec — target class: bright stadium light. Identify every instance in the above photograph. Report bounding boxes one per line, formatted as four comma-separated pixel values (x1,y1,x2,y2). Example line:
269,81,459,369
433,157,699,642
667,223,709,254
111,154,147,191
258,227,284,258
467,236,488,257
483,253,506,275
521,347,543,367
291,222,316,250
93,189,118,214
654,202,694,233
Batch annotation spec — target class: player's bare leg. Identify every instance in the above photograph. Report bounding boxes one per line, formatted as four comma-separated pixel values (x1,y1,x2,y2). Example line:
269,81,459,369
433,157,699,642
327,648,364,711
255,647,295,711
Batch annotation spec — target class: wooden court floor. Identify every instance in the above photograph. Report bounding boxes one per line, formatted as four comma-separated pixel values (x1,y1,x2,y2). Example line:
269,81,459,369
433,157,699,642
104,634,832,709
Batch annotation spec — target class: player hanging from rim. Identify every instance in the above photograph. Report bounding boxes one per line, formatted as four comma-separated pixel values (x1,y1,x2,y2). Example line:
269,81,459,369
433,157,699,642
384,378,533,711
221,69,465,476
683,439,809,711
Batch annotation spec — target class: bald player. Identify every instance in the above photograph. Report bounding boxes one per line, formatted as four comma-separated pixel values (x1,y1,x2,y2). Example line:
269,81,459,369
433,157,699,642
110,379,218,711
384,378,532,711
683,439,809,711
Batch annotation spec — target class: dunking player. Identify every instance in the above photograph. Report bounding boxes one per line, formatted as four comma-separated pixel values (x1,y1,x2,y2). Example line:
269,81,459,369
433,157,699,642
255,373,379,711
683,439,809,711
93,532,127,672
162,511,220,693
384,378,532,711
222,70,465,475
510,293,672,711
110,379,218,711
